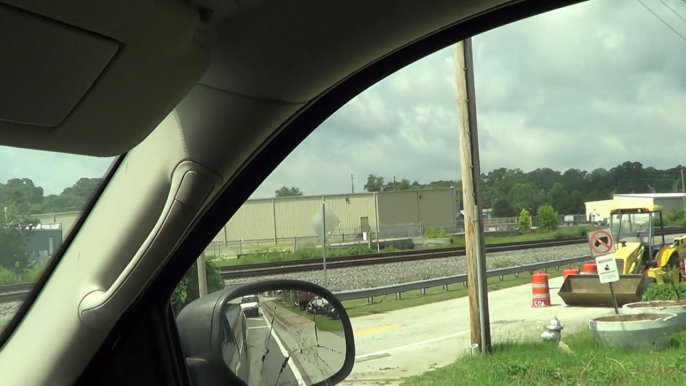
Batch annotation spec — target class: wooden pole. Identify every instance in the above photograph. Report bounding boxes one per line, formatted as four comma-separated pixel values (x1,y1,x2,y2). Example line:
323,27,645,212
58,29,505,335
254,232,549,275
197,252,208,298
681,169,686,214
455,38,492,353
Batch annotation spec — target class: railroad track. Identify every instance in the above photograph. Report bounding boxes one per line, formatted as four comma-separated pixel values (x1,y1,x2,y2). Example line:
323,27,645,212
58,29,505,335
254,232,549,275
0,283,34,303
1,227,683,302
219,227,686,279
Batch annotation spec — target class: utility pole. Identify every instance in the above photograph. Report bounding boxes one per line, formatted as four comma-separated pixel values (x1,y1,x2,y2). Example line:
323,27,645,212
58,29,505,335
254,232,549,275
197,252,208,297
393,176,397,191
455,38,491,353
322,201,328,287
681,169,686,214
351,174,355,194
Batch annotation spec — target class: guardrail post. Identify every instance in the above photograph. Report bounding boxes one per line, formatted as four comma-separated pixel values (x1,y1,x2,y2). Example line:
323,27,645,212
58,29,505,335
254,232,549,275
543,267,548,273
367,297,373,303
396,292,402,300
443,284,449,291
420,288,426,295
498,275,504,281
515,272,520,278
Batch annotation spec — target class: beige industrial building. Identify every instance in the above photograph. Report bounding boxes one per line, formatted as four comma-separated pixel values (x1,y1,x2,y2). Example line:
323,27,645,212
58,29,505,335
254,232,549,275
214,188,457,244
30,211,81,241
31,188,457,244
585,193,686,220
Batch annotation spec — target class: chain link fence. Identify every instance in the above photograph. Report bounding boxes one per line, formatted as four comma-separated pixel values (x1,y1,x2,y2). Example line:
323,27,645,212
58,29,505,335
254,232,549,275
204,213,592,259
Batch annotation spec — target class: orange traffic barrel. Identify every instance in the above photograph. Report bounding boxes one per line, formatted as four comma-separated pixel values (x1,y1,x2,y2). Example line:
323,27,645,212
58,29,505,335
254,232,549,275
531,272,551,307
582,262,598,274
563,268,579,278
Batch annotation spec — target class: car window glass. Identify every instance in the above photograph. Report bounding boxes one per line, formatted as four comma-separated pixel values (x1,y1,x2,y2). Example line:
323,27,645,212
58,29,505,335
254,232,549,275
0,149,115,333
172,0,686,384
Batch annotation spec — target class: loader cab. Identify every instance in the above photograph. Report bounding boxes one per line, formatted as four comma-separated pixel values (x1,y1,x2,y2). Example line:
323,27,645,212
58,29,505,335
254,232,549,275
610,206,665,266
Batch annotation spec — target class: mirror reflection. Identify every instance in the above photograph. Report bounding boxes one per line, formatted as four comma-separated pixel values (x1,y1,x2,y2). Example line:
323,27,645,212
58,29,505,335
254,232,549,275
225,289,347,386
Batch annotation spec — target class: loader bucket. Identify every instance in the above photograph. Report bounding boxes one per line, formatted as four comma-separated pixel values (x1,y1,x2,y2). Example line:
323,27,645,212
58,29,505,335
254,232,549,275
557,274,648,307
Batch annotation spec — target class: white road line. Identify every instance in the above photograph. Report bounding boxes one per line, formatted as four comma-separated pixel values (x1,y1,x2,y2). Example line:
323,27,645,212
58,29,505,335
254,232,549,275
248,326,270,330
261,313,306,386
354,330,471,360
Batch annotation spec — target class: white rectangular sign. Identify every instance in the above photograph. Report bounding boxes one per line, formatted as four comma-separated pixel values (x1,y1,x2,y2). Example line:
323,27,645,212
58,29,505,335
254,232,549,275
595,255,620,284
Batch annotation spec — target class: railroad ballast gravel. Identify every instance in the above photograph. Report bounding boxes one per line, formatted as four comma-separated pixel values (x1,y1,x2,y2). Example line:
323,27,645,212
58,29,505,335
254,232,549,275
223,242,593,292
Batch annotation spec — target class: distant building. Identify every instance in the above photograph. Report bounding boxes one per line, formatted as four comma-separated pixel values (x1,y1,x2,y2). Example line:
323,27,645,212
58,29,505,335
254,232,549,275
26,225,63,264
217,188,457,243
28,188,459,245
585,193,686,220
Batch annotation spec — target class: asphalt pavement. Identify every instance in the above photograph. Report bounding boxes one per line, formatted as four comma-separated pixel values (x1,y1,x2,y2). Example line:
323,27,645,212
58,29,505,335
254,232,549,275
344,276,616,385
244,311,300,386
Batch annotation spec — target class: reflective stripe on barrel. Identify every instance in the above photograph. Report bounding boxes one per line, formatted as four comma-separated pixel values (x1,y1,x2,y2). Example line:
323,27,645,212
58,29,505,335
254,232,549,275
531,271,551,307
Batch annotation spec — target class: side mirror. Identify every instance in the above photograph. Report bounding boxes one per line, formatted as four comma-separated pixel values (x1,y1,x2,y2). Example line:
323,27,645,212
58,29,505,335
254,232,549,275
175,279,355,386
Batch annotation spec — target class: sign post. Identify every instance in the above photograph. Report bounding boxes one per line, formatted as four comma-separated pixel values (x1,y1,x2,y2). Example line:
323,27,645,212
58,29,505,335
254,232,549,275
588,228,619,314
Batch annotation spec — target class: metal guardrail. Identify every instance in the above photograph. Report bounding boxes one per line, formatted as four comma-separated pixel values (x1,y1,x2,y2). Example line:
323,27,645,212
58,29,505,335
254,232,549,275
332,255,593,302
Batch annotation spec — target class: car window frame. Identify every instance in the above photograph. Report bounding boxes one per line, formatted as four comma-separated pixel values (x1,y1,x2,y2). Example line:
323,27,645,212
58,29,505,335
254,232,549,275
77,0,585,383
0,154,125,347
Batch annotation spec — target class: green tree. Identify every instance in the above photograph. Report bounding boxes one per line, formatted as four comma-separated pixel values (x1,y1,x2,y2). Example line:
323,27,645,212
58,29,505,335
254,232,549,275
517,209,532,234
39,194,86,213
537,203,559,231
274,186,304,197
0,178,44,206
364,174,385,192
61,178,102,201
547,182,569,213
493,198,516,218
0,190,38,268
171,258,224,315
509,183,536,212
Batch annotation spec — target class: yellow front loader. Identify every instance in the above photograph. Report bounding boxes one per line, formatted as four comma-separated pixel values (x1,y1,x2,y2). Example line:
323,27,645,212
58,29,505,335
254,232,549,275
558,205,683,307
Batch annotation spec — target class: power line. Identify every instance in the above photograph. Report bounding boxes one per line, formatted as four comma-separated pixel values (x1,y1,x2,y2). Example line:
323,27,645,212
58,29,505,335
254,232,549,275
660,0,686,24
638,0,686,43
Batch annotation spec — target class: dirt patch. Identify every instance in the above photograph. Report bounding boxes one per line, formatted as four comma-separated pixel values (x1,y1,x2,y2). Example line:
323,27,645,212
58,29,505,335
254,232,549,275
597,314,665,322
627,300,686,308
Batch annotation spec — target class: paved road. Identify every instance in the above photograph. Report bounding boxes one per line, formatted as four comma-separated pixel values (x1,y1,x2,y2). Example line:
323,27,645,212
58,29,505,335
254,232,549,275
342,276,616,385
244,311,299,386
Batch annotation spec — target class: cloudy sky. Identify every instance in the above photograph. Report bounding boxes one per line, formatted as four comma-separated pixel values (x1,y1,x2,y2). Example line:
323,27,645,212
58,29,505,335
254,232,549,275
2,0,686,198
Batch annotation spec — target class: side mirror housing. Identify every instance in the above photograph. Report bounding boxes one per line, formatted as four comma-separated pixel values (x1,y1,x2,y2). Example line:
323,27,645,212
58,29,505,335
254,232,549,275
175,279,355,386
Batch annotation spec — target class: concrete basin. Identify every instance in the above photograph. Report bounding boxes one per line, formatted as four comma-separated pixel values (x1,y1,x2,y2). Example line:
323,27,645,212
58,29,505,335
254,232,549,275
623,300,686,330
589,313,678,350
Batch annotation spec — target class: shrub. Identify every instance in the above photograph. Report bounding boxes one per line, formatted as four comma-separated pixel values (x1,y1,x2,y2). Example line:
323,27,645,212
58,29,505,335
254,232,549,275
424,226,448,239
171,258,225,315
517,209,532,234
537,204,558,231
642,283,686,302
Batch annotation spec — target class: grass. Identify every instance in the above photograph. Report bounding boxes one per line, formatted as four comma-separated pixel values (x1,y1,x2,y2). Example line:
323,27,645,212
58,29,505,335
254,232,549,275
402,329,686,385
267,300,343,332
341,265,567,318
215,244,401,267
451,226,599,248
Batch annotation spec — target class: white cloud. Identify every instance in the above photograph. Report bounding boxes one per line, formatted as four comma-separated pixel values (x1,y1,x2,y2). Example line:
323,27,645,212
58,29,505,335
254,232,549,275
251,0,686,198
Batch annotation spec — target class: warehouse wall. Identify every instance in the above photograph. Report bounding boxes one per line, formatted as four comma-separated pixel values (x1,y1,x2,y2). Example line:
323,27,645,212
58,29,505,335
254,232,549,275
376,188,456,229
216,193,378,243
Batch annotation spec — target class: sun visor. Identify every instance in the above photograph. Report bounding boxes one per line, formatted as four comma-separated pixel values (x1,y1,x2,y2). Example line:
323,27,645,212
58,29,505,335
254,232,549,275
0,6,118,127
0,1,209,156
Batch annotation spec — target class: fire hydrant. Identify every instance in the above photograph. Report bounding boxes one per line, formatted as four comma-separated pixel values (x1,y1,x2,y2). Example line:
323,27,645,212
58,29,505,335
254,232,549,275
540,316,563,343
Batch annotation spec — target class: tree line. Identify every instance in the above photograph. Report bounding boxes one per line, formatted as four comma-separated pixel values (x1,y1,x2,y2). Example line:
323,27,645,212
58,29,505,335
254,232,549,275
0,177,101,270
277,162,686,217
